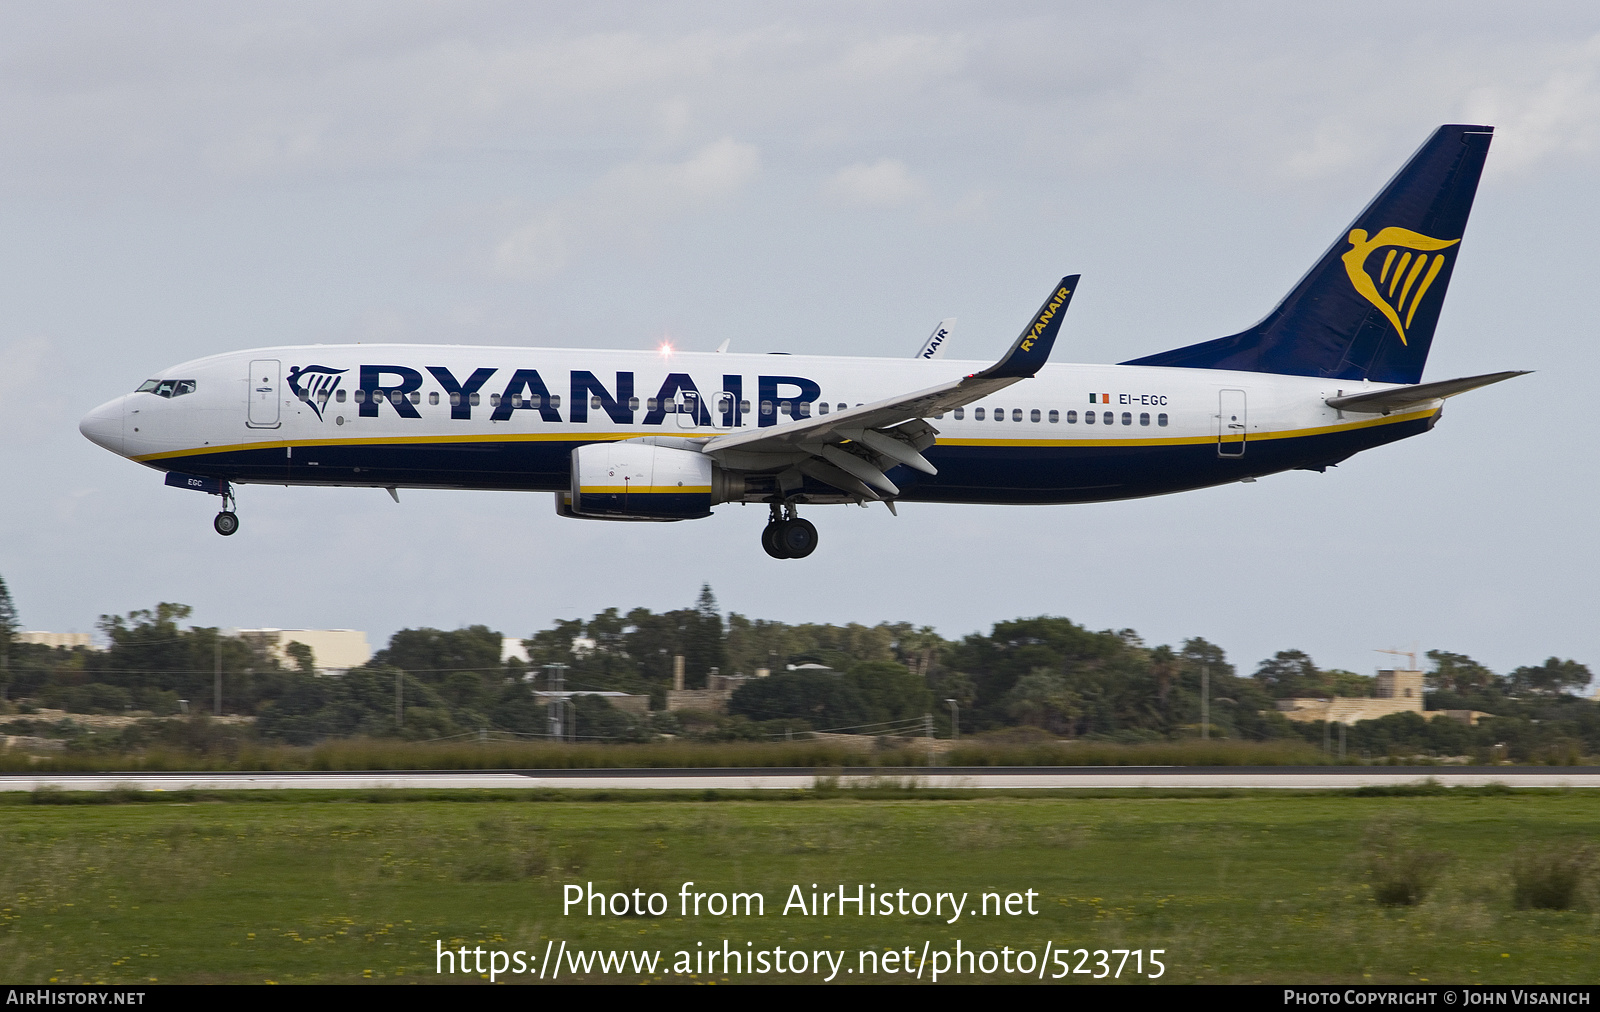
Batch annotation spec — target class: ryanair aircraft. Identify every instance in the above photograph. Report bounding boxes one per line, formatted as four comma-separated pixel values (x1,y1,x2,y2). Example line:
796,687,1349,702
80,125,1522,558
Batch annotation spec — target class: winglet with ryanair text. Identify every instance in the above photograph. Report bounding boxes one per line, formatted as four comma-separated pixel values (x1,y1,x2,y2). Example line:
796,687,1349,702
972,276,1078,380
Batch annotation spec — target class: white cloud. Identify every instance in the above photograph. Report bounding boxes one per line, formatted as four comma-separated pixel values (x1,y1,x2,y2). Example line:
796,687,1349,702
822,158,928,208
492,137,760,279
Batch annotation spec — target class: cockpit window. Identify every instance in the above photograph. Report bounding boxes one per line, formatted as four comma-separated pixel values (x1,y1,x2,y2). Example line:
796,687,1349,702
138,379,197,398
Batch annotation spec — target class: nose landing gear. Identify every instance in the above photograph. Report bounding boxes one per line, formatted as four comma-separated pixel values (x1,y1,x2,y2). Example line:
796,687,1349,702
762,502,818,559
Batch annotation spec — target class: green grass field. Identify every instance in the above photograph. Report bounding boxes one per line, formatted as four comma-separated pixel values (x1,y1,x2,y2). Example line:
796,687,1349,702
2,787,1597,984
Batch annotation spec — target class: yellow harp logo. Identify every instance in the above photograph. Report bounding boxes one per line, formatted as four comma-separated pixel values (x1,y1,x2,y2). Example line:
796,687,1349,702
1341,227,1459,346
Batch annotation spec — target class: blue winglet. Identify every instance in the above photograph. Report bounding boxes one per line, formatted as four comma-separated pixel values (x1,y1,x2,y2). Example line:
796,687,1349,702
974,275,1079,380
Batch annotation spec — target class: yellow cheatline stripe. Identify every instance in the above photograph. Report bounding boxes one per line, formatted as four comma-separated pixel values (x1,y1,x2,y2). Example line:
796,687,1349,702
131,430,678,463
133,405,1438,462
580,486,712,495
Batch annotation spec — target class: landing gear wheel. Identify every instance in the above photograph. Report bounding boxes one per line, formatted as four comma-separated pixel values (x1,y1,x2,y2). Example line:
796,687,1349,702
775,518,818,558
214,511,239,536
761,521,788,559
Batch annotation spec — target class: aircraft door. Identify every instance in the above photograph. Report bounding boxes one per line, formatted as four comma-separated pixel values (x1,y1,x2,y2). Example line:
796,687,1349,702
1217,389,1246,456
247,359,282,428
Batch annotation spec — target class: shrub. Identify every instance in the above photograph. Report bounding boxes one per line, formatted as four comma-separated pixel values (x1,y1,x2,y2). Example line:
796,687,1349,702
1511,846,1593,910
1365,824,1447,906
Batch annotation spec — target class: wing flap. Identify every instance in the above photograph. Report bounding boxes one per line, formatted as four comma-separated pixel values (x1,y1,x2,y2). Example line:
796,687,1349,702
698,275,1078,501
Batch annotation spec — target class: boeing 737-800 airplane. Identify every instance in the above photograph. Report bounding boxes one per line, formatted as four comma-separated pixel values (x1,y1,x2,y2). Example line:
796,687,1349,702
80,125,1523,558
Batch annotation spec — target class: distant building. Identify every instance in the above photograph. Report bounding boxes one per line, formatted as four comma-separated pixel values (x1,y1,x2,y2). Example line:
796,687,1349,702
233,628,371,675
501,637,529,664
15,632,95,650
1276,668,1491,726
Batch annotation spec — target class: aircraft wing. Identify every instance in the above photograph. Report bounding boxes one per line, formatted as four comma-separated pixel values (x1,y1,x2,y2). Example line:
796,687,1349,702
700,276,1078,499
1324,370,1529,414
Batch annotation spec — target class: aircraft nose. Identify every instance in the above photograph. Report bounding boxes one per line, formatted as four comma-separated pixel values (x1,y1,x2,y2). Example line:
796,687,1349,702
79,395,127,456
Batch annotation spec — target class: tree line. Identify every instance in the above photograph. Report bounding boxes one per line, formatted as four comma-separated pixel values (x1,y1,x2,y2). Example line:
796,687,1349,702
0,575,1596,760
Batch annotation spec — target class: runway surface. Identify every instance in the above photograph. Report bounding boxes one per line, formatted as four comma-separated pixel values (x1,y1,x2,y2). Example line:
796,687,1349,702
5,766,1600,792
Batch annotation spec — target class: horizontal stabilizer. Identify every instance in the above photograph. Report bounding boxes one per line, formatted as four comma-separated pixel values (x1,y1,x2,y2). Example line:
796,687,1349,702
1325,370,1529,413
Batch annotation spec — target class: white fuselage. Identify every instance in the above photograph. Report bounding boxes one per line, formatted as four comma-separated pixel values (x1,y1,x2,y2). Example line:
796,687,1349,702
79,344,1439,506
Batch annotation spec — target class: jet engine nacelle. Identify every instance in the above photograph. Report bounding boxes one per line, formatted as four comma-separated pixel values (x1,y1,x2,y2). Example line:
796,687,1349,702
569,441,741,521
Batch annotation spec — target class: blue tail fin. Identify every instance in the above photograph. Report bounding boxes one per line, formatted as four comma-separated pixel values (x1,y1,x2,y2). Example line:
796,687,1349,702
1123,125,1493,384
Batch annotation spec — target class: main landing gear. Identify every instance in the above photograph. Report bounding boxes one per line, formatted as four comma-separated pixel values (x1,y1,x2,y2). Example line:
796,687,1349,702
213,485,239,537
762,502,818,559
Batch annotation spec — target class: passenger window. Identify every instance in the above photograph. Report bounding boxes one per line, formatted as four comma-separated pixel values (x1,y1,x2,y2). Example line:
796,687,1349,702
995,409,1004,422
1158,413,1168,426
953,407,964,420
389,391,404,406
591,396,600,409
428,391,439,405
1031,409,1041,422
449,392,461,406
354,389,366,404
1065,410,1076,423
1013,408,1023,422
490,394,500,406
528,394,543,408
798,401,811,416
1103,411,1114,425
549,395,561,409
1048,409,1058,423
647,398,658,411
409,391,421,404
837,403,847,413
740,400,750,413
717,395,732,413
469,392,480,406
974,407,985,420
1084,410,1095,424
336,390,347,403
779,401,792,416
761,400,774,415
819,402,830,415
1139,412,1149,426
629,396,640,411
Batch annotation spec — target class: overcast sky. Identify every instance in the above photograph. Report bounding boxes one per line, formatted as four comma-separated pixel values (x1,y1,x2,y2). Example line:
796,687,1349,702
2,2,1598,681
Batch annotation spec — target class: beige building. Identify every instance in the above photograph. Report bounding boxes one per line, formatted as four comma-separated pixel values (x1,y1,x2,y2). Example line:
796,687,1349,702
1276,668,1491,726
234,628,371,675
1277,669,1427,725
15,632,95,650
